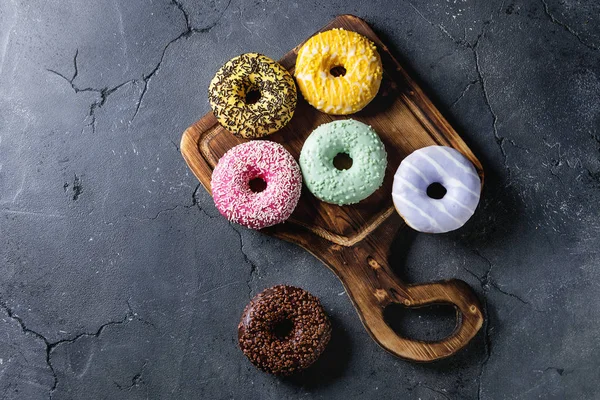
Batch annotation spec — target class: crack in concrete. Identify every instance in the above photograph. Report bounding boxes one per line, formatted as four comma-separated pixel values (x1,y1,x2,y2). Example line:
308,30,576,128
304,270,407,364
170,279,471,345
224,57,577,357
171,0,192,33
126,300,158,331
48,314,131,353
462,245,544,400
46,50,94,94
487,280,530,306
229,224,260,299
412,382,452,399
190,183,201,208
473,33,508,169
46,50,124,135
131,0,232,124
100,183,204,225
169,139,181,153
131,15,191,123
144,204,182,221
47,312,134,398
0,300,57,400
191,184,219,220
245,253,259,300
468,250,540,309
83,80,133,134
195,202,218,220
50,0,232,131
0,299,140,399
71,49,79,82
106,183,212,224
47,50,137,135
406,1,465,46
128,183,202,222
406,0,513,176
197,0,233,33
450,79,478,109
114,361,148,391
540,0,598,52
129,34,181,124
535,366,575,376
130,81,148,124
468,0,522,180
458,257,494,400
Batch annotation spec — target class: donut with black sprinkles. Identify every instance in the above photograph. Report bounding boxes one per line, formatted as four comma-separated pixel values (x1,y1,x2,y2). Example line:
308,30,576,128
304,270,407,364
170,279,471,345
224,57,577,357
238,285,332,375
208,53,297,138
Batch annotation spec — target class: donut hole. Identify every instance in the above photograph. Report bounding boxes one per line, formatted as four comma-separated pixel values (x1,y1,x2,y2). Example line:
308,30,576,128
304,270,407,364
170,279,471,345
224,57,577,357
272,318,294,340
333,152,353,170
249,177,267,193
383,303,456,342
245,88,261,104
329,65,347,77
426,182,447,199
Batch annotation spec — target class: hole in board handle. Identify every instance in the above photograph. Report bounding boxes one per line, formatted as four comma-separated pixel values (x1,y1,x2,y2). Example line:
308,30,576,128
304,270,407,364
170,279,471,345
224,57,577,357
383,303,457,342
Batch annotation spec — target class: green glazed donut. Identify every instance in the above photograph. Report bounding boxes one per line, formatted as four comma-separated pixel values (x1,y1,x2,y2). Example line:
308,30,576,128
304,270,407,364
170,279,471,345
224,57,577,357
299,119,387,205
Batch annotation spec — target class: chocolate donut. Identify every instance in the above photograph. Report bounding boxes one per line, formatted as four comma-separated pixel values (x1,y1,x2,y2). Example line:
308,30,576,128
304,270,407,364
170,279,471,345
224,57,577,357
238,285,331,375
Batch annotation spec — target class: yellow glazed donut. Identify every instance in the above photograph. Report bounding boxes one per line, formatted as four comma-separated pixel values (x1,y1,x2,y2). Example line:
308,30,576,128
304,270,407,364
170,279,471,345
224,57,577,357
294,29,383,115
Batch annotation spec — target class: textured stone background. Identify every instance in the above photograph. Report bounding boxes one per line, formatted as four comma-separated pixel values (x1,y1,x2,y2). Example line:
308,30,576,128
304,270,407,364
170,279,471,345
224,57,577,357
1,0,599,399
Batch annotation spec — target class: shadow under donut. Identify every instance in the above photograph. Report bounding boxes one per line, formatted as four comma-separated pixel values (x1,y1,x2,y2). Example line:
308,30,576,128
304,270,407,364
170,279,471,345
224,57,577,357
281,314,352,389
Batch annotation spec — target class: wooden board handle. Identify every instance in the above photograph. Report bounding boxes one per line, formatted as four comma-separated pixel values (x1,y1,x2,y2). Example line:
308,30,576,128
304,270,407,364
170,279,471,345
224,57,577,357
357,277,484,362
283,213,484,362
338,252,483,362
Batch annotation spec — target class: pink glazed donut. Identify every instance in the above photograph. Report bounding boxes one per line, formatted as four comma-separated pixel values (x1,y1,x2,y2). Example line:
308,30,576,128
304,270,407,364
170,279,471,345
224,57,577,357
211,141,302,229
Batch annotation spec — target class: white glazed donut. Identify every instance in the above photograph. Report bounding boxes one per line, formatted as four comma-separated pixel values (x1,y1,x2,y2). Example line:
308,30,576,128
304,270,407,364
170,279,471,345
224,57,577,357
392,146,481,233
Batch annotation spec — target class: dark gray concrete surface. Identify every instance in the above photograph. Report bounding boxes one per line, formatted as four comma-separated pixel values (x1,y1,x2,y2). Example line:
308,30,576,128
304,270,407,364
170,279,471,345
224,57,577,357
0,0,599,399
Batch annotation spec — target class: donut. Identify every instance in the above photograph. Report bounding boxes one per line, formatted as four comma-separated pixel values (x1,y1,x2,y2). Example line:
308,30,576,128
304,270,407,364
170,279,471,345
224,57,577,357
392,146,481,233
210,141,302,229
299,119,387,205
294,28,383,115
238,285,331,375
208,53,297,138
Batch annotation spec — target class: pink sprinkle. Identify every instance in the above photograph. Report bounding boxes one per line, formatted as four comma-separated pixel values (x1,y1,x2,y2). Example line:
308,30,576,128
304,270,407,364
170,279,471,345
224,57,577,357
211,141,302,230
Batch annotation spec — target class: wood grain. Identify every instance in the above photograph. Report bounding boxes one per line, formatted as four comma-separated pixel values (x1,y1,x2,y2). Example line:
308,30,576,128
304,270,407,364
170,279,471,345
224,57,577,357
181,14,484,362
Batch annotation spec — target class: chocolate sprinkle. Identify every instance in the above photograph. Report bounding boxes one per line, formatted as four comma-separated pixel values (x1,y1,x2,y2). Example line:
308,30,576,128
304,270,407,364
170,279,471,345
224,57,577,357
238,285,332,375
208,53,297,139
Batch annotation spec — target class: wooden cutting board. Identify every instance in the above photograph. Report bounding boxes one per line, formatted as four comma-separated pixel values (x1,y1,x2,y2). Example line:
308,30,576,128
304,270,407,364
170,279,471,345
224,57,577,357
181,15,484,362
